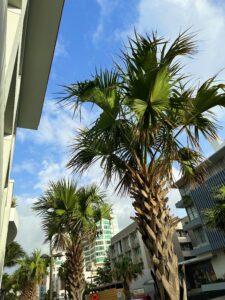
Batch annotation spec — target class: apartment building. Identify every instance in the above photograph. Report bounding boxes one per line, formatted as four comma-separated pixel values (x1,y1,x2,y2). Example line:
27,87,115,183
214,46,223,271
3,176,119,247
173,217,195,262
0,0,64,285
84,216,119,282
176,144,225,298
110,222,155,299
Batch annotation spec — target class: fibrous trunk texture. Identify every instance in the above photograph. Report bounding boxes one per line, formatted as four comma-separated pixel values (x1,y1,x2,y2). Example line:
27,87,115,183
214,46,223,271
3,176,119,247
123,280,131,300
128,162,187,300
66,238,85,300
20,282,36,300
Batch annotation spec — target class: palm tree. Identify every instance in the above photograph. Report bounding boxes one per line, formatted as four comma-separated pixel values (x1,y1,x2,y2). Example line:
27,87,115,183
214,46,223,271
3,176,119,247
204,185,225,232
15,249,48,300
60,30,225,299
58,261,69,300
4,241,25,268
112,256,142,300
94,255,112,285
1,273,19,300
33,179,111,300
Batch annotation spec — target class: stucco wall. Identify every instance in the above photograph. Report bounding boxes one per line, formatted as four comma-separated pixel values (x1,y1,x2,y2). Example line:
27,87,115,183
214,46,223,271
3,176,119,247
211,251,225,279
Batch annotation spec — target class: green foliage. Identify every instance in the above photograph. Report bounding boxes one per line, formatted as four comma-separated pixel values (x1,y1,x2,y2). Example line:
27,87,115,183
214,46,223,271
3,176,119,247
33,179,111,250
94,255,112,285
204,185,225,232
4,241,26,267
61,30,225,192
1,273,20,300
111,256,143,283
11,197,17,208
15,249,49,287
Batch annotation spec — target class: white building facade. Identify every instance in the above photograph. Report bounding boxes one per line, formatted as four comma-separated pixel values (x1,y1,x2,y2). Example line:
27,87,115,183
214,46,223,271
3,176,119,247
0,0,64,285
110,222,155,299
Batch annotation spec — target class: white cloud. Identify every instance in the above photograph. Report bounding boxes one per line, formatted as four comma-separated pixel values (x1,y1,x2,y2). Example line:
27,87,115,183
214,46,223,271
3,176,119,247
55,36,69,58
125,0,225,82
15,196,49,254
13,161,36,174
93,0,119,44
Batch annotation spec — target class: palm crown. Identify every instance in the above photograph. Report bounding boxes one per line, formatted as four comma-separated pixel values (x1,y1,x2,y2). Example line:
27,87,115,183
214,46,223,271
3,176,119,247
33,179,111,249
62,31,225,192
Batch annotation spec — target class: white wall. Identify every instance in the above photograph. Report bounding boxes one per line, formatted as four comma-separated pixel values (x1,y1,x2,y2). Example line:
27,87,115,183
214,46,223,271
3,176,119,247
211,251,225,279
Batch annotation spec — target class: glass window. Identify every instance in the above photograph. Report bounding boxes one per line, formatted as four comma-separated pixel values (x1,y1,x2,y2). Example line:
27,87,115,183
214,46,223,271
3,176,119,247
193,227,207,245
186,205,199,221
176,230,188,237
180,242,193,251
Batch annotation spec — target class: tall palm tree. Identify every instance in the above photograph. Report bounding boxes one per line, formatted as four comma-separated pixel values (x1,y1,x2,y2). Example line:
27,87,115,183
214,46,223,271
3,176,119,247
112,256,142,300
204,185,225,232
33,179,111,300
4,241,25,268
61,30,225,299
15,249,48,300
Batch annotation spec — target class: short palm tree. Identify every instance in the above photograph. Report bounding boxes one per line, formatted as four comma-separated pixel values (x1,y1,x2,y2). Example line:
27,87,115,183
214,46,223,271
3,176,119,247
1,273,19,300
204,185,225,232
61,30,225,299
112,256,142,300
58,261,69,300
15,249,48,300
4,241,25,268
33,179,111,300
94,255,112,285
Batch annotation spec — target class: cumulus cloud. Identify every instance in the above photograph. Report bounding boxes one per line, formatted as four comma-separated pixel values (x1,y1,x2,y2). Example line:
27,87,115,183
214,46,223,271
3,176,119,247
93,0,119,43
15,196,49,254
55,36,69,58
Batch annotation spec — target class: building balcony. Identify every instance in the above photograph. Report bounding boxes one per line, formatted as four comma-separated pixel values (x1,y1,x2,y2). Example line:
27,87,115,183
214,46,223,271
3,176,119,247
182,250,193,258
183,217,202,231
177,236,191,243
7,207,19,244
191,243,212,256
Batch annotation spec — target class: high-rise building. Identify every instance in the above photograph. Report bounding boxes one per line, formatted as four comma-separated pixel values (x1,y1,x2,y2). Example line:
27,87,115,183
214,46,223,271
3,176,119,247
0,0,64,285
175,145,225,298
84,216,119,282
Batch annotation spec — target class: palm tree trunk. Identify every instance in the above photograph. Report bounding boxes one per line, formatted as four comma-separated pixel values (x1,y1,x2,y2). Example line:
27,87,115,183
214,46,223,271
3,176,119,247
20,282,36,300
128,164,187,300
123,280,131,300
66,238,85,300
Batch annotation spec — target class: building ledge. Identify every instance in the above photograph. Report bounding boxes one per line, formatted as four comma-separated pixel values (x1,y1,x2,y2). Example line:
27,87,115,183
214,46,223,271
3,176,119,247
17,0,64,129
191,243,212,256
183,217,202,231
202,282,225,292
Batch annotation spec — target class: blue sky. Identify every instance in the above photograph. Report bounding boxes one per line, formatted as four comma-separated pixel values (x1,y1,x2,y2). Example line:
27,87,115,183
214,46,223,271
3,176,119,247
12,0,225,253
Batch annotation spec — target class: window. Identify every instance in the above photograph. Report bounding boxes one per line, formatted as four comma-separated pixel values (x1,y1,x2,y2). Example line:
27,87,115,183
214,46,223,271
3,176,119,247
96,241,104,245
95,246,104,251
176,230,188,237
180,242,193,251
193,227,208,245
186,205,199,221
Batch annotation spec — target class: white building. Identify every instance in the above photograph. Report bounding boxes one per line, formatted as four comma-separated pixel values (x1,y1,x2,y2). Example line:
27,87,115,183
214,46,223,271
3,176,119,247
0,0,64,285
84,215,119,282
110,222,155,299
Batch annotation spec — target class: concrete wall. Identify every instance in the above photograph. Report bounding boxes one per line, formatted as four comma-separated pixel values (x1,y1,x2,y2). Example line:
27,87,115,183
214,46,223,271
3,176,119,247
211,251,225,279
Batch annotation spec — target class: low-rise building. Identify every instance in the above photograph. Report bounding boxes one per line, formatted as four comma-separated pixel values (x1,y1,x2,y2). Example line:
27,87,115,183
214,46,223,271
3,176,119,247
110,222,155,299
173,217,195,262
175,145,225,298
0,0,64,285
